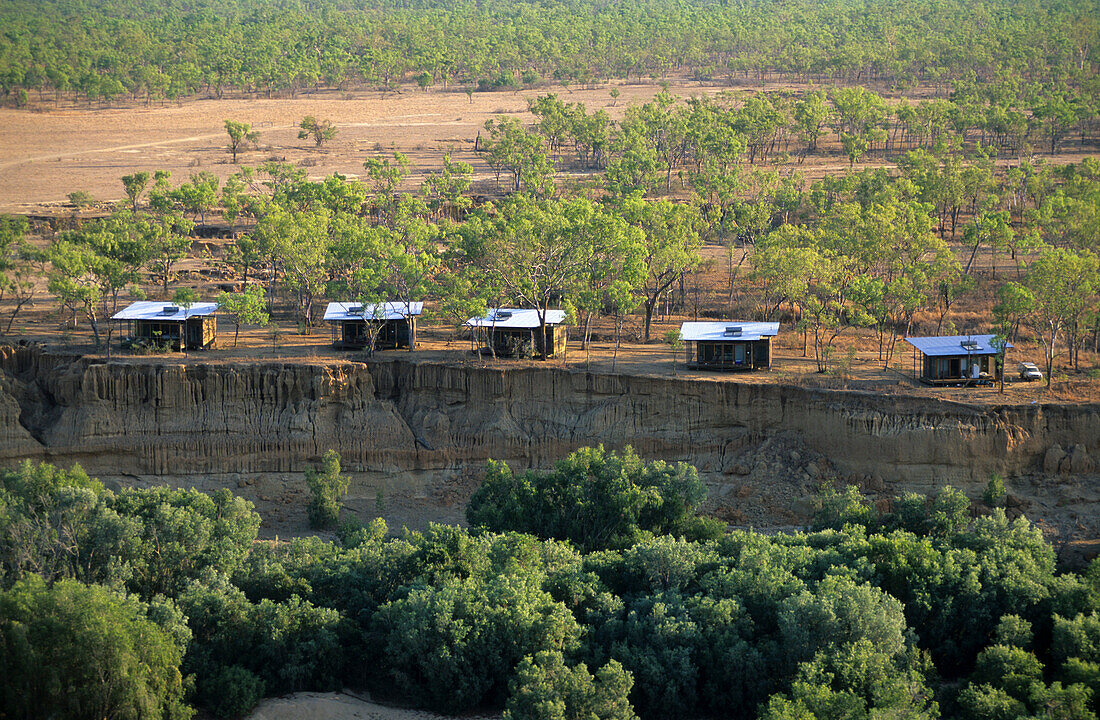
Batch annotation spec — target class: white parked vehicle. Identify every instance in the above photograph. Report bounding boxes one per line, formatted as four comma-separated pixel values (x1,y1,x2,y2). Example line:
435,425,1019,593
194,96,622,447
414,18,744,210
1018,362,1042,381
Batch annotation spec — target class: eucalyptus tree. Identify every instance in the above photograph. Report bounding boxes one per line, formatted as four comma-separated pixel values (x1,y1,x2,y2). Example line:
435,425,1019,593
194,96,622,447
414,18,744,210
963,208,1014,277
217,284,268,347
297,116,337,147
830,87,889,165
46,241,111,347
121,172,150,211
47,211,156,345
224,120,259,164
683,97,746,233
363,152,410,218
1023,247,1099,381
481,195,606,357
169,172,219,228
574,206,646,355
619,197,703,341
755,223,859,372
848,198,952,365
0,215,42,334
262,206,331,326
421,154,474,215
734,93,786,164
618,93,686,192
384,195,442,331
792,90,829,153
1030,85,1086,154
147,213,194,298
482,118,555,197
605,131,665,199
993,282,1036,344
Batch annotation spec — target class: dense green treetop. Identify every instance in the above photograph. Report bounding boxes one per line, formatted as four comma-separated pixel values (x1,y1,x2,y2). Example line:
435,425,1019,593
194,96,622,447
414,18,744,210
5,454,1100,719
0,0,1096,101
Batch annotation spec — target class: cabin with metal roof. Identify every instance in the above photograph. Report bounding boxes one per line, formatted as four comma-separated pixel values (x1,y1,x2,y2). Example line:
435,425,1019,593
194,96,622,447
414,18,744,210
323,301,423,351
464,308,567,358
111,301,219,351
680,321,780,370
903,334,1011,385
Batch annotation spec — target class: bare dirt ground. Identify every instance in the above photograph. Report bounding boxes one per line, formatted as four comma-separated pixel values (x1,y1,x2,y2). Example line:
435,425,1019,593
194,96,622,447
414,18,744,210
0,81,694,212
246,691,497,720
3,78,1091,213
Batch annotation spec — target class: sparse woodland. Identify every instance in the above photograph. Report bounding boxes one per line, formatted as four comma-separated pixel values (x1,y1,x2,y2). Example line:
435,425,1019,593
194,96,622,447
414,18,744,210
1,86,1097,383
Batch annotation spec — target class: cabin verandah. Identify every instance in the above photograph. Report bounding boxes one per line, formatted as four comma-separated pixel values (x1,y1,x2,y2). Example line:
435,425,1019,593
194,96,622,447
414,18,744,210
465,309,568,359
111,301,218,351
904,334,1011,386
323,302,423,351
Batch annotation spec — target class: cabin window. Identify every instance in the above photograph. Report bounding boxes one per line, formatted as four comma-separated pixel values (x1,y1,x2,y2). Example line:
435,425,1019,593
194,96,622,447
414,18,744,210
343,321,366,341
137,322,181,339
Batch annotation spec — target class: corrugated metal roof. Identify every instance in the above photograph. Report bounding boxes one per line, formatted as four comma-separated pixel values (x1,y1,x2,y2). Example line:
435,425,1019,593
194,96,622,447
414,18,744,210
680,321,780,342
465,308,566,329
111,301,218,321
323,301,424,322
904,334,1011,356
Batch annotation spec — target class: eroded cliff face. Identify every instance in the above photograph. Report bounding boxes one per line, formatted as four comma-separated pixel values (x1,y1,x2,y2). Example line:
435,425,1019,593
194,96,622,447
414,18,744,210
0,345,1097,521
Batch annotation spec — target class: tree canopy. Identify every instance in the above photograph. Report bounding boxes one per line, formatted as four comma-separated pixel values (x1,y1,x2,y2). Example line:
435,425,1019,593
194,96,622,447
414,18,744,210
4,458,1100,720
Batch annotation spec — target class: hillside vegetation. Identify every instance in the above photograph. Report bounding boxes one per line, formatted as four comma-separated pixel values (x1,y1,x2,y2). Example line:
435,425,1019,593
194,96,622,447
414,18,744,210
4,452,1100,719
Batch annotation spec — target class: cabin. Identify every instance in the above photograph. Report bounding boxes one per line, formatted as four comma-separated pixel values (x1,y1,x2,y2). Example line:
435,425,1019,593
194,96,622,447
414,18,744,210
465,308,567,358
904,334,1011,385
111,301,218,351
323,301,423,350
681,321,779,370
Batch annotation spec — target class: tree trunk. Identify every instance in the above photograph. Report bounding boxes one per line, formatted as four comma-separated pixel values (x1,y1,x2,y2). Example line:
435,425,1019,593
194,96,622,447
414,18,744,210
643,297,655,342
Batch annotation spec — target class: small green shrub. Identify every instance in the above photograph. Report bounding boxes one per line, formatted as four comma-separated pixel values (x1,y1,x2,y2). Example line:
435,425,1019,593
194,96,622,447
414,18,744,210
306,450,349,529
812,484,873,531
983,475,1008,508
67,190,94,207
203,665,266,719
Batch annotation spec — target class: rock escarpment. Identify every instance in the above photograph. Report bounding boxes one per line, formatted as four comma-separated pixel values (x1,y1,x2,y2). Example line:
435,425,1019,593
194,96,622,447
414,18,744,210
0,345,1097,504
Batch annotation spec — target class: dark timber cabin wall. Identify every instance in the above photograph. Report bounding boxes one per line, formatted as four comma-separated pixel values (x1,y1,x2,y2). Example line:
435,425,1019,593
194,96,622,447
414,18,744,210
337,318,417,350
686,337,771,370
489,325,566,358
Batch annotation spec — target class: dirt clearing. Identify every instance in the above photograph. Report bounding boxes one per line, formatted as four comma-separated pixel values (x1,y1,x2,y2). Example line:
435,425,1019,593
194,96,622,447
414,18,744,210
0,82,693,211
247,691,497,720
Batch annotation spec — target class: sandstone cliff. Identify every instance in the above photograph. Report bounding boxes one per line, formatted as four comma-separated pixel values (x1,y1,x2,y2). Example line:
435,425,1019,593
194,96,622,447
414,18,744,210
1,345,1097,528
